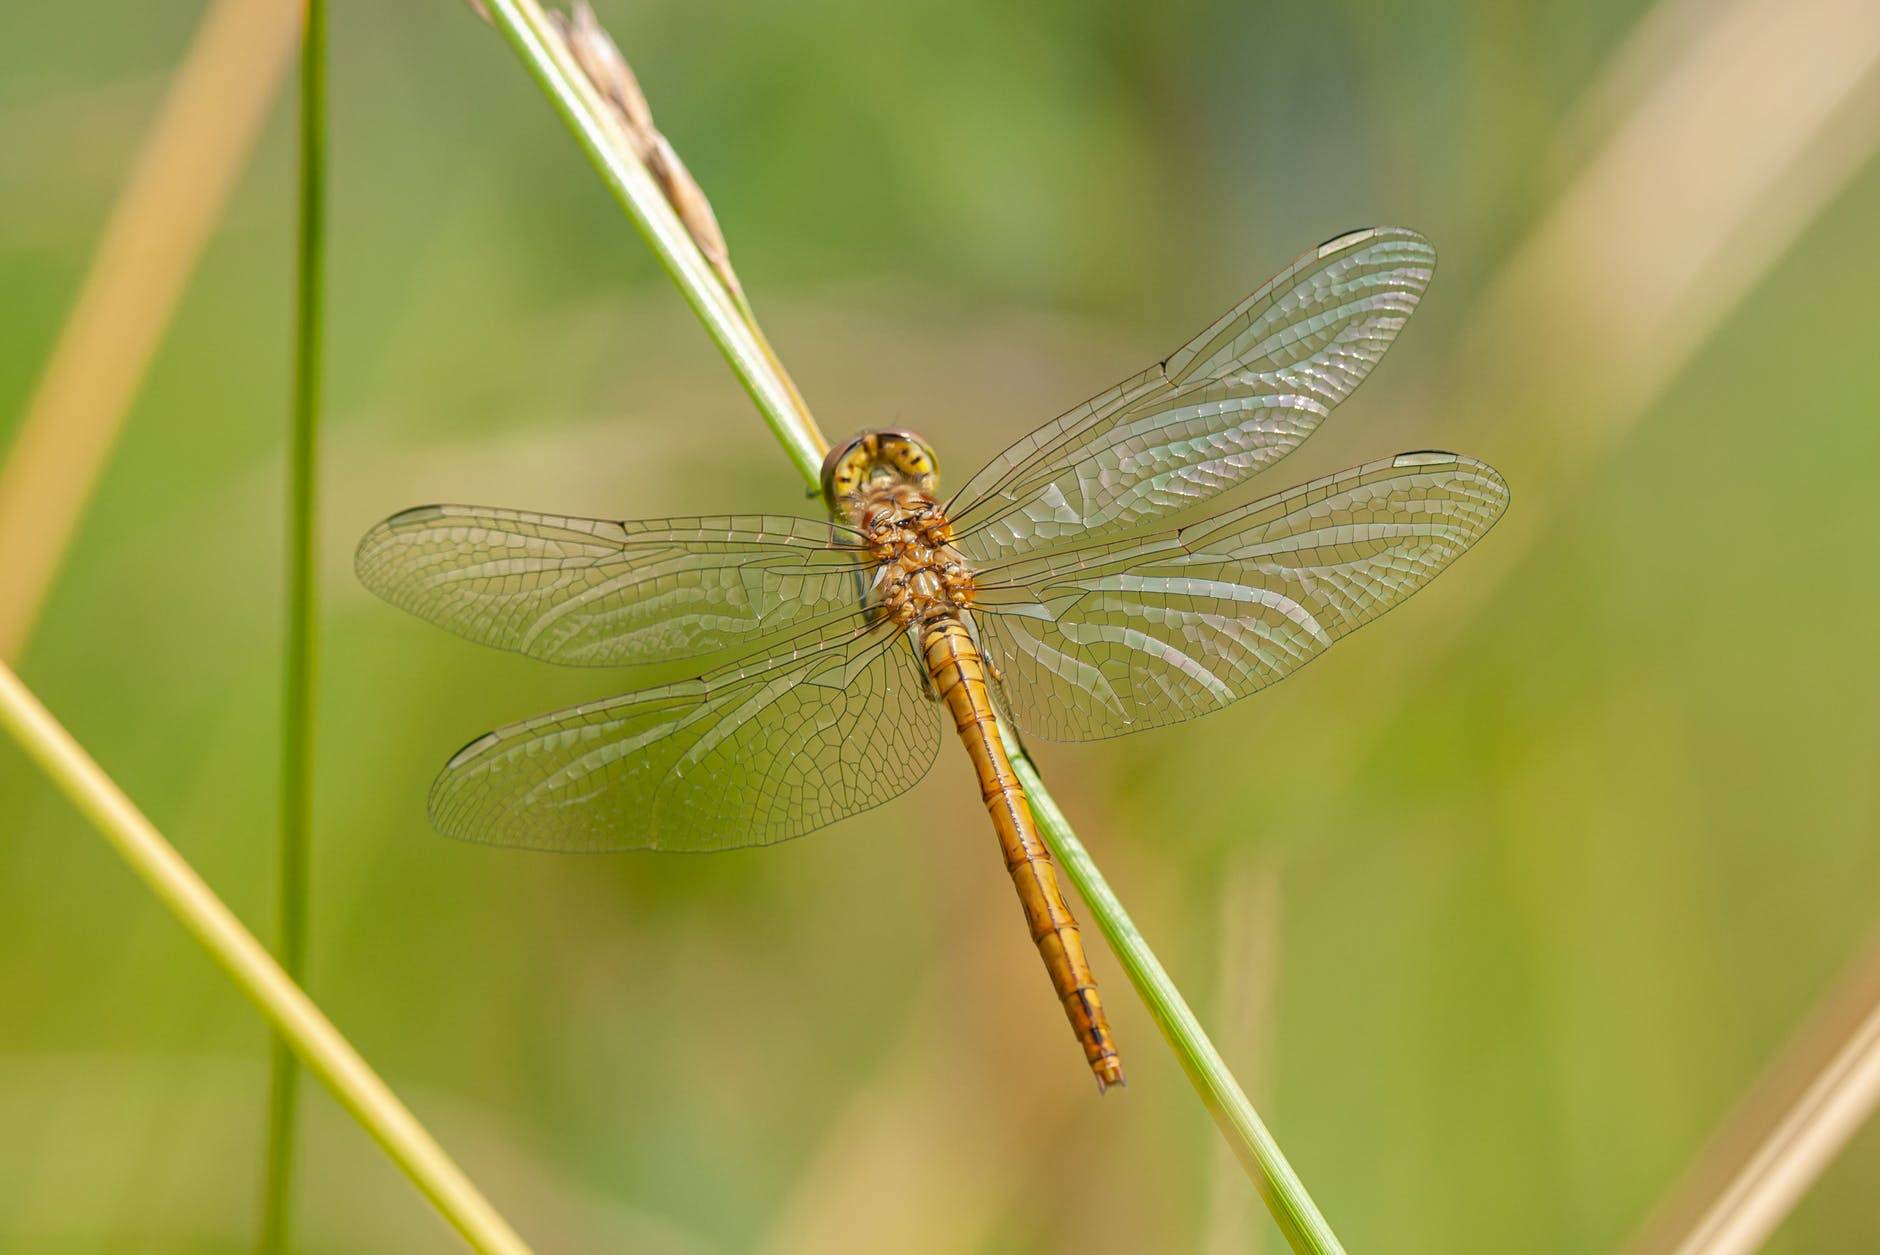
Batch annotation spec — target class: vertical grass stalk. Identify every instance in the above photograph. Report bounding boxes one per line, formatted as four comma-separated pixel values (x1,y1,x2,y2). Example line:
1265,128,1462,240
0,664,531,1254
477,3,1343,1249
261,0,326,1247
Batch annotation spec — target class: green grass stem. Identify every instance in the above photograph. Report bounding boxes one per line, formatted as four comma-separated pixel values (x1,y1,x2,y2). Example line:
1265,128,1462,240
1015,749,1343,1253
481,0,825,485
479,3,1343,1250
260,0,327,1247
0,663,532,1254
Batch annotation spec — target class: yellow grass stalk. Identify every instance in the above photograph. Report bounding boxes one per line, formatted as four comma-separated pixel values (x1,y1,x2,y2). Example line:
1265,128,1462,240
1248,0,1880,1241
1188,0,1880,827
1202,862,1283,1255
0,0,299,658
759,943,1066,1255
0,662,532,1255
1668,1008,1880,1253
1627,937,1880,1254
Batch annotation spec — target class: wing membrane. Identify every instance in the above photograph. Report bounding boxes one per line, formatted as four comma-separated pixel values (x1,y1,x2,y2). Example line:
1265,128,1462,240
969,452,1507,741
948,227,1436,562
428,621,939,851
356,505,870,669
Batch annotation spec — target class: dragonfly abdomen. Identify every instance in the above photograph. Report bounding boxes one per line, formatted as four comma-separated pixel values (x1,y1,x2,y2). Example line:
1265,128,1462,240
920,615,1125,1091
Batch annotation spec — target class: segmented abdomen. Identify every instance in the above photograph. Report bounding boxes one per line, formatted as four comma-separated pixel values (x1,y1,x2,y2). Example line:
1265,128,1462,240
920,615,1124,1090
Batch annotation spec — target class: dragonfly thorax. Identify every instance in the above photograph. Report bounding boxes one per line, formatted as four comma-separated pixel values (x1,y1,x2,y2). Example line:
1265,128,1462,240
822,429,973,625
852,485,974,626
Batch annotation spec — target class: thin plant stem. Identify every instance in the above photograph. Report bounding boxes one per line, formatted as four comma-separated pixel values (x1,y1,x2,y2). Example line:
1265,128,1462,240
1016,754,1341,1254
1667,999,1880,1255
0,663,532,1255
261,0,327,1248
478,3,1342,1250
1627,934,1880,1255
480,0,828,480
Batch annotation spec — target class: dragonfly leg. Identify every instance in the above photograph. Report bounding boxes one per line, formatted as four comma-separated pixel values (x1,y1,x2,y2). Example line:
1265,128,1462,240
960,610,1005,685
907,623,940,700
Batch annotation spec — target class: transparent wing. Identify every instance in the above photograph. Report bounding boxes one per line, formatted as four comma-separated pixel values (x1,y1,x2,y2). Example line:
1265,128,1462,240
356,505,871,669
427,619,940,851
947,227,1436,563
968,452,1507,741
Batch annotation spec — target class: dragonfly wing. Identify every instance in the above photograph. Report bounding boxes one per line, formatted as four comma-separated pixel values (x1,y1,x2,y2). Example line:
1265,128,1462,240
428,620,940,851
948,227,1436,562
969,452,1508,741
356,505,870,669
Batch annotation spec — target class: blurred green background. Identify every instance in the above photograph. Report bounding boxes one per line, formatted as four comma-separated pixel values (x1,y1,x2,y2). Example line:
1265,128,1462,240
2,1,1877,1251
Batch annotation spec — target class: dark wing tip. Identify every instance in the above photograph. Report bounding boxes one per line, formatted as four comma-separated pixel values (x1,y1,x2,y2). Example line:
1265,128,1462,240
354,504,449,593
426,731,502,845
1318,225,1379,252
1393,450,1512,519
1316,226,1436,274
1317,224,1429,250
1393,447,1505,477
1391,448,1464,468
444,729,502,771
385,503,451,528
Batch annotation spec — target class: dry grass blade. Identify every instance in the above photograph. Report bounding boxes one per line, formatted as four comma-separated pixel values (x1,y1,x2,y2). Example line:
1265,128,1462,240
0,0,299,659
1253,0,1879,706
1242,0,1880,752
1468,0,1880,441
553,1,740,303
469,0,750,310
1243,0,1880,1242
1202,862,1283,1255
1626,936,1880,1254
542,1,818,425
478,0,827,482
759,923,1067,1255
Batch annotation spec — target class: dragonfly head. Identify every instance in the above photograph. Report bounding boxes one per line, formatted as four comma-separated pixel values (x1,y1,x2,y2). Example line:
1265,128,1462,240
821,429,940,520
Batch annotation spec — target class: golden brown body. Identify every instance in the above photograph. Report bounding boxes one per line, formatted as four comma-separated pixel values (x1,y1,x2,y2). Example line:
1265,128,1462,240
374,231,1508,1098
824,430,1123,1090
921,615,1124,1090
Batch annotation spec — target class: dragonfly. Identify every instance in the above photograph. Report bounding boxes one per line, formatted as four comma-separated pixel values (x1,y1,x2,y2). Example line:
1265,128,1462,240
357,226,1508,1091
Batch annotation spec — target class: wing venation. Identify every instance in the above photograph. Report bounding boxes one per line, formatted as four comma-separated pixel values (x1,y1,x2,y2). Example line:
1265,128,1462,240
428,621,940,851
969,452,1508,740
947,227,1437,562
356,505,870,670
